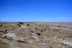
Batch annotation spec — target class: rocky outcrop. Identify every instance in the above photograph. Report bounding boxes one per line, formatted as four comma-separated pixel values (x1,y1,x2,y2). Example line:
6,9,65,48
3,33,25,43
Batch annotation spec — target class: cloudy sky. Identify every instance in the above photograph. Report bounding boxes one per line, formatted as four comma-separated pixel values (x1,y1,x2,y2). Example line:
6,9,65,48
0,0,72,22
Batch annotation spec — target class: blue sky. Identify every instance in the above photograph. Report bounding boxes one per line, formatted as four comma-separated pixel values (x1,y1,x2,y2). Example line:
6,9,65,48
0,0,72,22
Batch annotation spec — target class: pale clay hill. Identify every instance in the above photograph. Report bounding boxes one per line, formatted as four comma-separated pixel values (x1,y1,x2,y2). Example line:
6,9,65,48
0,22,72,48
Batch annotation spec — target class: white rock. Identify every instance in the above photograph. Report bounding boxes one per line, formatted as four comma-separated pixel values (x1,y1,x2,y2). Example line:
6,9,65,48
4,33,17,40
63,41,72,46
32,33,40,41
4,33,24,41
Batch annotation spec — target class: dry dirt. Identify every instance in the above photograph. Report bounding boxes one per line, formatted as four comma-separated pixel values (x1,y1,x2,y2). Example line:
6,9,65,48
0,22,72,48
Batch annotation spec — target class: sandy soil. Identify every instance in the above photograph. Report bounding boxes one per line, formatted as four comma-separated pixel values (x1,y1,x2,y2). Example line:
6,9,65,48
0,22,72,48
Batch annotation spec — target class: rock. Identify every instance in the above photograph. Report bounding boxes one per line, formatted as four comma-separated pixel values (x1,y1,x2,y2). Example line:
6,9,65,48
31,33,40,41
3,33,24,42
63,41,72,46
4,33,17,40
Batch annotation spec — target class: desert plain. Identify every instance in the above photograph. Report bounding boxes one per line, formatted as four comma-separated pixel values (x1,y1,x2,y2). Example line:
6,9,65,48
0,22,72,48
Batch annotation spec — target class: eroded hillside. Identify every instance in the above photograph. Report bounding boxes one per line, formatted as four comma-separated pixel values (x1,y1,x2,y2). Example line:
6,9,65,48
0,22,72,48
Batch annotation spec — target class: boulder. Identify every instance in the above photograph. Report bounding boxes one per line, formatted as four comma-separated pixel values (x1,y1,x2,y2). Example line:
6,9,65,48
3,33,25,42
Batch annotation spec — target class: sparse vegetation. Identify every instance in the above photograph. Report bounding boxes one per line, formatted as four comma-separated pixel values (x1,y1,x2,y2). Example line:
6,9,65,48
0,22,72,48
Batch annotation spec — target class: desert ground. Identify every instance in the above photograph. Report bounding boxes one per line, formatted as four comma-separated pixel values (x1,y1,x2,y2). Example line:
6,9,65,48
0,22,72,48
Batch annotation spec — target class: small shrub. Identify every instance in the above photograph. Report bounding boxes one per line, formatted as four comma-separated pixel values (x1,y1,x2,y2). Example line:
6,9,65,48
17,24,21,27
57,26,62,27
41,30,43,32
27,24,30,27
36,33,41,36
5,30,7,32
29,28,31,30
0,24,3,27
35,28,37,30
17,40,25,43
18,22,23,25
